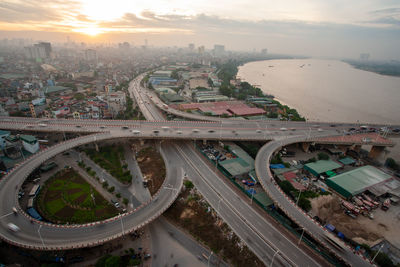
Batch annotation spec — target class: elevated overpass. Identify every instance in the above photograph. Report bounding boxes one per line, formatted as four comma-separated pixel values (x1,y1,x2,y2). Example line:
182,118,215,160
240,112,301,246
0,132,183,250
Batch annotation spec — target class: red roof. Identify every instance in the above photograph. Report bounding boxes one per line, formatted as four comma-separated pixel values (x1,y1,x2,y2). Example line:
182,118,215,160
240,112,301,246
283,171,306,191
227,107,266,116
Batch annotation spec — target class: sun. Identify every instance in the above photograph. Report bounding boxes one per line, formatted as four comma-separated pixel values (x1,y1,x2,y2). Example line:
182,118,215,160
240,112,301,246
75,27,104,36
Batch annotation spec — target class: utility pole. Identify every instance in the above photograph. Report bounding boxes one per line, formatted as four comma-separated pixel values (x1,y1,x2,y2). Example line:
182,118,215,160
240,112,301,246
296,190,302,206
372,244,384,262
270,250,279,267
298,228,305,245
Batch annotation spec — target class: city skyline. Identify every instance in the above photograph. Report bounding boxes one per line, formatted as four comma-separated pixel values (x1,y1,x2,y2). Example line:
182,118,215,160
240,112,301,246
0,0,400,59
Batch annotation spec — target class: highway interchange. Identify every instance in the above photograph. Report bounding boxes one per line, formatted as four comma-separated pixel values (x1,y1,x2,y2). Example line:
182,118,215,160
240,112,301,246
0,73,397,266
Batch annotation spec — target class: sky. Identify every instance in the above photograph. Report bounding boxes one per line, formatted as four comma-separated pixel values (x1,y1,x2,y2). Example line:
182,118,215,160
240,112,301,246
0,0,399,59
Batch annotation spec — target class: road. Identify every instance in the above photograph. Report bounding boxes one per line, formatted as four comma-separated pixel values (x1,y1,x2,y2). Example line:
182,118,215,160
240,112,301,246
0,73,382,266
255,137,371,266
0,132,183,250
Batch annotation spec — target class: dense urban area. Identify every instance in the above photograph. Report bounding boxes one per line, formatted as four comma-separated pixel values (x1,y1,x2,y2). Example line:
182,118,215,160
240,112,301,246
0,39,400,267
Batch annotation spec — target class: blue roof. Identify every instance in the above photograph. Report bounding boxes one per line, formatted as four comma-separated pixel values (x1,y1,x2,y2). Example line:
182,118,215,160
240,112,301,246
27,208,42,221
325,224,335,232
0,130,10,136
270,164,285,169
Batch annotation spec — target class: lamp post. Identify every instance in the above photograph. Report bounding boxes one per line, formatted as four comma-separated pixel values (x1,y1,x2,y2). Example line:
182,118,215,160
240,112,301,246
298,228,305,245
208,251,213,267
372,244,384,262
296,190,302,206
38,225,45,247
270,250,279,267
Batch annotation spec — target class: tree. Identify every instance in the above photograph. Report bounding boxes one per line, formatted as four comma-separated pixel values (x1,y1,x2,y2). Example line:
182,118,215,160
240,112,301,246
298,197,312,212
279,180,295,195
74,93,85,100
184,180,194,189
123,198,128,205
105,255,121,267
95,254,112,267
317,152,330,160
385,158,399,170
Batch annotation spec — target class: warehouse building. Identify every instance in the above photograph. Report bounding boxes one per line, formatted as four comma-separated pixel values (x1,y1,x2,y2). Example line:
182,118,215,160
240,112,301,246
326,165,394,199
304,160,343,177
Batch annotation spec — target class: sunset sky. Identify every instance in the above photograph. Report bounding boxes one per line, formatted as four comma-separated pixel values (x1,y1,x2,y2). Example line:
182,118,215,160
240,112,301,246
0,0,399,59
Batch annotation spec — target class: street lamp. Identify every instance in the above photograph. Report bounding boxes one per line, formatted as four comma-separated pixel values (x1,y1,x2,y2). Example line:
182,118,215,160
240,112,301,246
372,244,384,262
119,213,125,236
296,190,302,206
298,228,305,245
270,250,279,267
38,225,45,247
208,251,213,267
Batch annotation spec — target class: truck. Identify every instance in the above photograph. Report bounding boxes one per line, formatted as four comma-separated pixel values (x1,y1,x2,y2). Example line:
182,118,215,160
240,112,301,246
381,199,390,211
40,162,57,172
341,200,359,215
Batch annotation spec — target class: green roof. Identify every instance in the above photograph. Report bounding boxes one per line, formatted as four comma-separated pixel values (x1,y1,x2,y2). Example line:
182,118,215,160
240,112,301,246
339,157,356,165
326,165,392,198
304,160,342,176
41,86,70,94
219,158,251,176
254,191,274,207
0,130,10,136
20,135,37,144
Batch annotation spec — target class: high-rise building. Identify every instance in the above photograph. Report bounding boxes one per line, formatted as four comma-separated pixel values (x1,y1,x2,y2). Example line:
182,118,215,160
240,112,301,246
198,45,205,54
213,44,225,56
360,53,370,60
261,49,268,55
188,43,195,51
85,49,98,62
24,42,52,59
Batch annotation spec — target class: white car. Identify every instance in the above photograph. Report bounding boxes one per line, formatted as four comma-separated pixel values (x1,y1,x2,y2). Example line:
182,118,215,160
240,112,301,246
280,128,287,131
161,126,170,131
38,123,47,127
317,128,323,132
176,130,182,134
256,129,262,133
7,223,20,232
131,130,141,134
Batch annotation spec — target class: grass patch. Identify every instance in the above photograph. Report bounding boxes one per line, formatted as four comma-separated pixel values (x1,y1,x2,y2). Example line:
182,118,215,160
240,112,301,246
37,168,119,224
84,145,132,184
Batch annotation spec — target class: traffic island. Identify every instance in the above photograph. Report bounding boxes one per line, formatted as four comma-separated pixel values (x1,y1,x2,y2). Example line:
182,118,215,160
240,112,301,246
36,168,119,224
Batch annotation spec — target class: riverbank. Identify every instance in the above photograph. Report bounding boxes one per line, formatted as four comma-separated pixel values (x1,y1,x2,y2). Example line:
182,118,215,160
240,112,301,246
238,58,400,124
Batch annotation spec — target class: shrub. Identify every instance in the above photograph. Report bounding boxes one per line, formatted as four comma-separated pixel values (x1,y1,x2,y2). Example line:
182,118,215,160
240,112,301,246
116,193,121,198
108,186,115,193
123,198,128,205
184,180,194,189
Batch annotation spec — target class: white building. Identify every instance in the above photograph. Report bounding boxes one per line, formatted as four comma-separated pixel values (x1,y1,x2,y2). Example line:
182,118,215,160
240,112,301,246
20,135,39,154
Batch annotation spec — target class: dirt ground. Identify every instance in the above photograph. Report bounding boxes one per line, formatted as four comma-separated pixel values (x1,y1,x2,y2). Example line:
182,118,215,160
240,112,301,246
311,195,400,248
136,144,166,195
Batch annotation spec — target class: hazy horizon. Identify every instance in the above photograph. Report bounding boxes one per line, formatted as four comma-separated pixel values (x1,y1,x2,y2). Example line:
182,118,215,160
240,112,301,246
1,0,400,60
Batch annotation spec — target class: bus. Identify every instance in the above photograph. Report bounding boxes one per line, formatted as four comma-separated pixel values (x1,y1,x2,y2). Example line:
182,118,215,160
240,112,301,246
27,198,34,208
29,185,40,197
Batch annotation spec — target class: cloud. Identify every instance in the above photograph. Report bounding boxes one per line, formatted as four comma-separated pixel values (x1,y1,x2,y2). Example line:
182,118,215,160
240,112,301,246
0,0,80,23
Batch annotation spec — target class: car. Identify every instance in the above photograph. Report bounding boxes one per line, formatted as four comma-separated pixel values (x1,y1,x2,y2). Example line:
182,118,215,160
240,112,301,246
280,127,287,131
208,130,215,133
393,128,400,133
176,130,182,134
99,125,107,129
330,124,336,127
290,128,296,131
75,125,81,128
131,130,141,134
256,129,262,133
317,128,323,132
26,125,34,128
7,223,20,232
121,126,129,130
38,123,47,127
153,130,159,134
192,129,199,133
161,126,170,130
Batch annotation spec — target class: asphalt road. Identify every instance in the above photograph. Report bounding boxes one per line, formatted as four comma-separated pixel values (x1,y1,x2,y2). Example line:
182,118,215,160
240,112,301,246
255,137,372,266
0,132,183,250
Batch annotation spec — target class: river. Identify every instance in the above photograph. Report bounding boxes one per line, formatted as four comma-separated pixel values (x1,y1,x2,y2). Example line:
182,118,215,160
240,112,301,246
237,59,400,124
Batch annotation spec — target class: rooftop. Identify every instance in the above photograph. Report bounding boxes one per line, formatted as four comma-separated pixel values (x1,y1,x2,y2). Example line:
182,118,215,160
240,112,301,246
326,165,393,197
304,160,343,176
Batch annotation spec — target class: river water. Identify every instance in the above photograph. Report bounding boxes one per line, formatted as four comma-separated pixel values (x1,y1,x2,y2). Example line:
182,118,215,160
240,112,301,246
237,59,400,124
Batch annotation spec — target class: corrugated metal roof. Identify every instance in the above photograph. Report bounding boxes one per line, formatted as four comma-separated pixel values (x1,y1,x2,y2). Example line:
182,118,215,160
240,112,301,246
304,160,342,175
326,165,392,197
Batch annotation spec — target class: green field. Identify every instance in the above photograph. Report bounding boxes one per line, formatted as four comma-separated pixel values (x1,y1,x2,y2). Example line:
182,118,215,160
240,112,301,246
37,168,119,224
85,145,132,184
